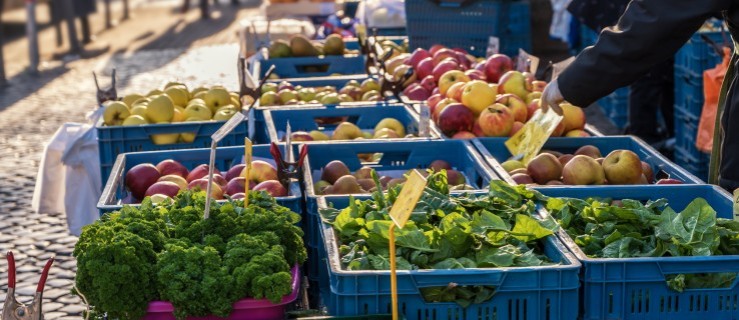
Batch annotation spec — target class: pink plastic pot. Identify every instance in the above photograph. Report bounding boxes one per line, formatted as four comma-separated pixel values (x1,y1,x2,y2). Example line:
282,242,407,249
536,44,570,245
143,266,300,320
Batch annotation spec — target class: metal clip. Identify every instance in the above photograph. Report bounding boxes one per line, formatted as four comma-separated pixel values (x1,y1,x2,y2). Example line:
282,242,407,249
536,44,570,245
2,251,54,320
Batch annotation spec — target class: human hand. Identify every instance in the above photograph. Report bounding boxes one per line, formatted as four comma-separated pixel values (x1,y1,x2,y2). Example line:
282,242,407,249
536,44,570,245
540,80,564,115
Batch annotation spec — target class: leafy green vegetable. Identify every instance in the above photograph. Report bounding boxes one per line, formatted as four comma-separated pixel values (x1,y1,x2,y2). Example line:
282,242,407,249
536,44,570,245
420,284,496,308
74,190,306,320
545,196,739,292
319,172,557,307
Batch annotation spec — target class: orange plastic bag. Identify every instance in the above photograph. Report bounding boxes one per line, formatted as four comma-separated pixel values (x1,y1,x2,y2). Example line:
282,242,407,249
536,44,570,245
696,47,731,153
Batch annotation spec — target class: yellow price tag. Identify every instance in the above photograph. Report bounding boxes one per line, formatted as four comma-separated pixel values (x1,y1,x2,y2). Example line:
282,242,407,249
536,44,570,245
388,170,427,228
244,138,252,207
505,108,563,165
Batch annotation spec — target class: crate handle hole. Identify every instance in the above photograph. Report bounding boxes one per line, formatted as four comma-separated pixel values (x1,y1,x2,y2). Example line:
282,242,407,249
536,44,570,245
666,272,738,292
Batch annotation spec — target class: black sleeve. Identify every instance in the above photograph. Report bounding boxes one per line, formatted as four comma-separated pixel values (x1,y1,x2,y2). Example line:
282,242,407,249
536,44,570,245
557,0,730,107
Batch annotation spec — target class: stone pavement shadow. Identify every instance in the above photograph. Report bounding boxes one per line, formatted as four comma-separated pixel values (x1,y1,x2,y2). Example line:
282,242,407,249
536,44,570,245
0,65,70,114
97,2,248,90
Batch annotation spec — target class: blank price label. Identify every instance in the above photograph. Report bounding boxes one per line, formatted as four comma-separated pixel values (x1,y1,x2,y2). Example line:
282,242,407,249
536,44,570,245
388,170,427,229
486,37,499,57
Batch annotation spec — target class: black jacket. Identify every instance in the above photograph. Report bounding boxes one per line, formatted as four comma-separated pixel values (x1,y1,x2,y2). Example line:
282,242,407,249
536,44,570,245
557,0,739,191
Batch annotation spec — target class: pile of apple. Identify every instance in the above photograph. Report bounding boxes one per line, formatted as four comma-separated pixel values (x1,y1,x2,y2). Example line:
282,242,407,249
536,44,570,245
287,118,414,142
102,82,246,144
500,145,683,186
391,46,589,138
124,159,289,203
259,78,382,106
314,159,469,195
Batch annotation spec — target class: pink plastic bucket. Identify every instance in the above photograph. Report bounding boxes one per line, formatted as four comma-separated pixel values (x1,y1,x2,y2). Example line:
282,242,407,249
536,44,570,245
143,266,300,320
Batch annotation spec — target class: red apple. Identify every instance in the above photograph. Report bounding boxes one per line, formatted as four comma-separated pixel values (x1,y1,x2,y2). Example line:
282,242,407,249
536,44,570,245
427,94,443,110
452,47,469,55
145,181,181,198
558,154,574,166
432,87,440,96
511,173,534,185
242,160,278,183
527,153,563,185
433,59,460,82
403,84,431,101
126,164,161,200
478,103,515,137
642,161,654,182
472,122,484,137
420,75,436,92
432,49,459,65
561,102,586,132
510,121,524,136
226,164,246,181
452,131,476,139
552,120,566,137
188,178,224,199
446,82,467,101
531,80,547,92
231,193,245,199
527,99,540,121
656,178,683,185
156,160,188,179
212,174,228,188
433,98,457,121
186,164,221,183
429,44,447,56
484,54,513,83
408,48,431,68
496,94,528,123
291,131,314,142
416,57,435,80
429,160,452,171
254,180,288,197
464,69,486,81
225,177,257,196
437,103,475,137
455,52,470,70
158,174,188,190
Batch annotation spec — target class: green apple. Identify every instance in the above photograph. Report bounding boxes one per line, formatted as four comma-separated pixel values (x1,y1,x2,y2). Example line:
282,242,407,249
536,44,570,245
360,79,380,93
320,93,341,105
338,94,354,102
184,104,212,120
344,80,360,88
362,90,380,101
213,109,237,121
278,89,298,104
260,92,279,106
103,101,130,126
298,88,317,101
146,95,175,122
309,130,330,141
203,88,231,112
261,83,278,93
122,115,148,126
374,118,405,137
165,86,190,107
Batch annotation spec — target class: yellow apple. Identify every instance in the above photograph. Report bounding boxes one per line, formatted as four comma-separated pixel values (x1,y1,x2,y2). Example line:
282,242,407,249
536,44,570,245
146,95,175,123
165,81,186,89
130,105,148,119
103,101,130,126
204,88,231,112
132,97,151,107
122,94,143,107
216,104,238,114
151,122,179,144
180,117,202,143
147,89,164,97
191,86,208,97
193,91,207,100
374,118,406,137
122,115,148,126
230,97,242,108
309,130,330,141
164,86,190,107
172,106,186,122
184,104,212,120
438,70,471,96
187,98,206,107
461,80,497,115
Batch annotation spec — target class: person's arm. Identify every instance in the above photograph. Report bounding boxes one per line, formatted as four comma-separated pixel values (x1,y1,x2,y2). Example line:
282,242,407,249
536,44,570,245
558,0,730,108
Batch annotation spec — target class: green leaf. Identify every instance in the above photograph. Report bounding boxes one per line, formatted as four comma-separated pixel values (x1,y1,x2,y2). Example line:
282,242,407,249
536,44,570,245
511,214,554,242
657,198,719,256
476,244,519,267
471,210,509,235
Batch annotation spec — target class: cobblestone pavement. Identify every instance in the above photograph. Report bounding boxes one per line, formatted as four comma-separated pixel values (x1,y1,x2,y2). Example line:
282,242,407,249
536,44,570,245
0,27,243,320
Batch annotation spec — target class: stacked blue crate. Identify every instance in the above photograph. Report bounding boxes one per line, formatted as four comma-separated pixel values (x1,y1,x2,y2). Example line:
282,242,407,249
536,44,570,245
673,27,730,181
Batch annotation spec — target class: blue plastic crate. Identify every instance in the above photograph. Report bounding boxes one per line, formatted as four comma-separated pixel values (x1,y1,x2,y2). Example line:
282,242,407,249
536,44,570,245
97,145,303,217
405,0,531,57
97,117,248,187
301,139,497,249
535,185,737,320
317,194,581,319
674,68,706,119
473,136,703,185
249,54,367,80
674,146,710,182
263,104,440,145
598,86,629,129
675,29,731,80
674,107,701,155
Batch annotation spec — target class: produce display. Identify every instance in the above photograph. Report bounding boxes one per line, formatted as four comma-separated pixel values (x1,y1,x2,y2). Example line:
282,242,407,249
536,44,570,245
544,196,739,291
286,117,415,142
499,145,685,186
124,158,287,203
74,191,306,319
259,78,382,106
393,46,589,138
268,34,358,58
319,173,557,271
314,160,471,195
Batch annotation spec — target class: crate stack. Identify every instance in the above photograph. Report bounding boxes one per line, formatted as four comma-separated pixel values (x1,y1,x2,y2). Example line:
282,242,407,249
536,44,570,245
673,29,729,182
